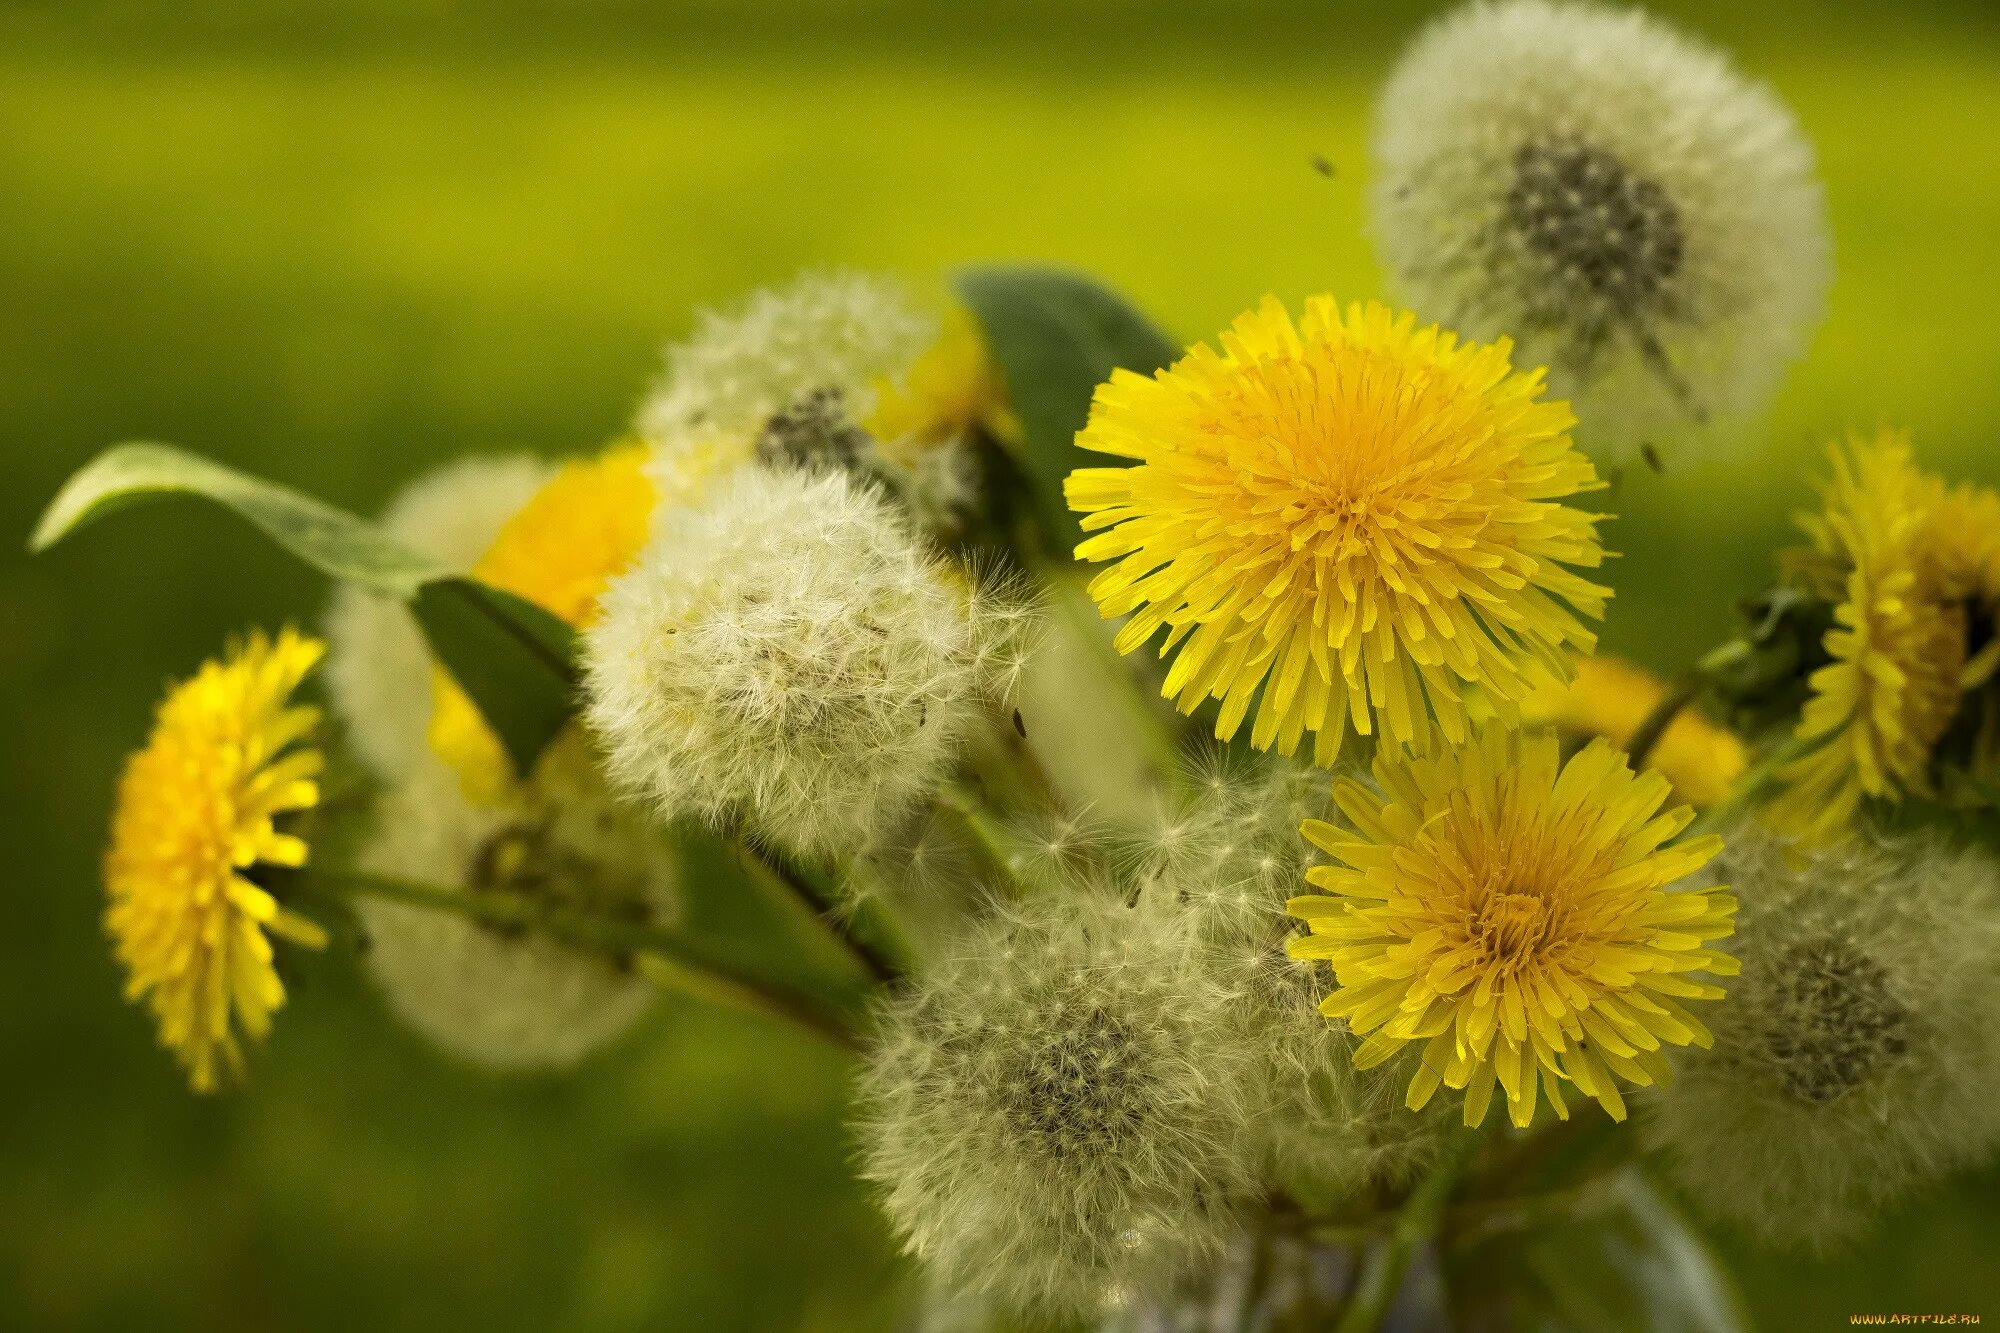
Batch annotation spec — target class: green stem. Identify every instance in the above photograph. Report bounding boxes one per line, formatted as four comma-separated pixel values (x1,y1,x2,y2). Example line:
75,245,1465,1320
1038,569,1185,792
935,783,1030,898
1334,1128,1482,1333
1624,674,1701,771
1680,733,1817,842
307,868,861,1052
631,953,858,1052
742,845,903,986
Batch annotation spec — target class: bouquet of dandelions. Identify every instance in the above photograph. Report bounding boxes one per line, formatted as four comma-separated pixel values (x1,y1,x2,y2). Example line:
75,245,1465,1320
32,1,2000,1327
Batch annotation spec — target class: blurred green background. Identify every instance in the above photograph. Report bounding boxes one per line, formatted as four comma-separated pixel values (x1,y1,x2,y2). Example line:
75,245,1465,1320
4,1,1998,1327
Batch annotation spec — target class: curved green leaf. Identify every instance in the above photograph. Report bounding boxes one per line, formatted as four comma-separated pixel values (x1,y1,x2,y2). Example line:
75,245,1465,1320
955,266,1180,554
33,441,579,778
30,441,443,597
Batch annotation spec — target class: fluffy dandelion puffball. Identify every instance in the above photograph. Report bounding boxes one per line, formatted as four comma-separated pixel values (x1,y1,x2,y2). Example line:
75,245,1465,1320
585,466,1019,859
1767,432,1967,842
1289,727,1736,1128
858,894,1259,1318
323,454,551,783
1371,0,1829,463
427,443,659,804
104,629,330,1090
1647,832,2000,1248
356,748,674,1072
1129,758,1457,1190
635,270,932,445
1068,296,1608,765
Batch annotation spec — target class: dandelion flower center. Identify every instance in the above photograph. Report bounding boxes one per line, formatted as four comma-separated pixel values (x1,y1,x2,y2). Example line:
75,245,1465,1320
1068,297,1609,765
1507,136,1685,326
1761,941,1909,1105
1289,728,1737,1128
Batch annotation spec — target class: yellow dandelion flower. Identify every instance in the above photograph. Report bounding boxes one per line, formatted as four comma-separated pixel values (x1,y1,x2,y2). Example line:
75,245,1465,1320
865,305,1023,458
1918,478,2000,695
1067,297,1610,765
1921,481,2000,788
1288,728,1736,1128
1521,655,1748,805
429,443,659,802
1767,432,1968,841
104,628,329,1091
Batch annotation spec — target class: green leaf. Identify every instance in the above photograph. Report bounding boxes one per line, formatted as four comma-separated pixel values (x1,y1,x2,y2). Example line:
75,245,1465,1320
32,441,581,778
409,579,579,778
30,441,442,597
955,266,1180,553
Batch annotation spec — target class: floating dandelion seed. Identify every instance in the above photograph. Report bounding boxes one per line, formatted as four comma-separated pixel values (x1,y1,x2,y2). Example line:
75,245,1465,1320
356,750,675,1072
104,629,330,1091
1289,728,1735,1128
858,893,1259,1318
323,454,552,783
1371,0,1829,462
1646,832,2000,1249
1068,296,1609,765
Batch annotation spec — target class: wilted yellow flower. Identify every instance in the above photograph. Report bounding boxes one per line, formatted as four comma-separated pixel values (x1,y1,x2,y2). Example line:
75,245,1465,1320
429,444,658,802
1289,728,1736,1128
1768,433,1968,841
1068,297,1609,765
104,628,329,1091
1521,655,1748,805
865,305,1022,456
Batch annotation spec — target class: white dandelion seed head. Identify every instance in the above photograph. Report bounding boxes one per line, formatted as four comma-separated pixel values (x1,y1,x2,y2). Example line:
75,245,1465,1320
634,270,934,446
583,466,1021,860
355,745,677,1072
1236,950,1455,1197
1114,754,1446,1195
1644,830,2000,1249
322,454,552,782
857,891,1261,1319
1121,751,1331,951
1371,0,1830,463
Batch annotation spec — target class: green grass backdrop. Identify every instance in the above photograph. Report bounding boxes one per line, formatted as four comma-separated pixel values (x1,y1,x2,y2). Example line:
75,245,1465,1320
3,1,1997,1327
